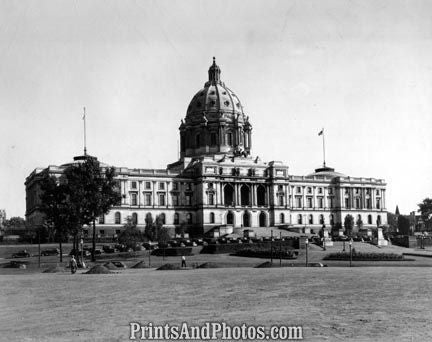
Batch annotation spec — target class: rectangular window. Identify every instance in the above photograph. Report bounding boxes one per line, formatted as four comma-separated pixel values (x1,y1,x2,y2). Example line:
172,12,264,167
145,193,152,206
172,182,178,191
345,198,350,208
366,198,371,209
99,215,105,224
211,132,217,146
296,197,302,208
208,193,214,205
186,195,192,206
145,182,151,190
131,181,137,189
307,197,312,208
159,194,166,206
328,188,333,195
307,187,312,194
131,193,137,206
278,195,284,206
159,182,165,190
376,198,381,209
172,194,179,206
318,187,323,194
185,183,192,191
318,197,323,208
296,187,301,194
328,197,334,208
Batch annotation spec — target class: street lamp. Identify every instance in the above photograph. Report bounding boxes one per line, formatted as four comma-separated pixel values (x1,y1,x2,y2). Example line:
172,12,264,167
349,238,353,267
305,238,309,267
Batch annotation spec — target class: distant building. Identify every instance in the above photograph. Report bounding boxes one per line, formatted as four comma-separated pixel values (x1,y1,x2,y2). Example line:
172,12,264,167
25,58,388,238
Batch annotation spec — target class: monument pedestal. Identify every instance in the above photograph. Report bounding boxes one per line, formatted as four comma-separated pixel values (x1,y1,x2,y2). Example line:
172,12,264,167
373,227,388,246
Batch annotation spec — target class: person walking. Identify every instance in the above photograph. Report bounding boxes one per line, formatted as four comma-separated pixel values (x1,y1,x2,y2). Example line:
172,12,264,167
70,255,77,274
181,255,186,268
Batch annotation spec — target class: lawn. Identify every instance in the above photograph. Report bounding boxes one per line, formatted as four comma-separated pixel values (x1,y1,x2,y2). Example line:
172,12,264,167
1,267,431,341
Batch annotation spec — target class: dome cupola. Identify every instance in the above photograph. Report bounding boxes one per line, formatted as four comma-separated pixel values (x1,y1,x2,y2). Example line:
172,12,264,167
179,58,253,159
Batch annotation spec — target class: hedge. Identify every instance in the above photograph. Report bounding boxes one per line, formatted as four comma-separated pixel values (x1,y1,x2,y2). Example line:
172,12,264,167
201,239,299,254
323,252,404,261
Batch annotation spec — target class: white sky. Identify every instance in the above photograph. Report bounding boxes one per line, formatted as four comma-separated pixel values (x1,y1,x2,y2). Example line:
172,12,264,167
1,0,431,218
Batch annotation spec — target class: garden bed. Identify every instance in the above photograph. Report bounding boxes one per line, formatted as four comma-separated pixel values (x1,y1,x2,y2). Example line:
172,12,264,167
323,252,405,261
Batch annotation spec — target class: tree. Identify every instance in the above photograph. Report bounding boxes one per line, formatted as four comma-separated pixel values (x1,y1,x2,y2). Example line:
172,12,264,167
344,215,354,237
418,198,432,230
144,212,155,241
118,217,143,250
39,174,79,262
397,216,411,235
4,217,26,231
63,157,121,261
355,217,363,233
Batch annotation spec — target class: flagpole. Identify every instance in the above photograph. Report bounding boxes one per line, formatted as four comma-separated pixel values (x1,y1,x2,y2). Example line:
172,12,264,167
322,128,326,167
83,107,87,155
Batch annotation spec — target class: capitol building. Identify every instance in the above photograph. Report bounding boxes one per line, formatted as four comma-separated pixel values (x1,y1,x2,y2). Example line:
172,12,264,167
25,58,387,237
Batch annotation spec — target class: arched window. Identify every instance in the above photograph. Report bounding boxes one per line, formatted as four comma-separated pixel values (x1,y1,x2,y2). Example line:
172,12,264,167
308,214,313,224
209,212,215,224
210,133,217,146
259,212,266,227
377,215,381,226
368,214,372,225
186,213,192,224
319,214,324,225
330,214,334,226
226,132,233,146
227,211,234,225
195,133,200,148
115,212,121,224
297,214,302,224
132,212,138,225
240,184,250,206
224,184,235,206
243,211,251,227
174,213,179,225
257,185,266,206
280,213,285,224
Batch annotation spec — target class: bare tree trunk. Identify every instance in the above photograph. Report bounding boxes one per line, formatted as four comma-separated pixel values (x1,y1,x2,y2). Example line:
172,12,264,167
91,219,96,262
59,239,63,263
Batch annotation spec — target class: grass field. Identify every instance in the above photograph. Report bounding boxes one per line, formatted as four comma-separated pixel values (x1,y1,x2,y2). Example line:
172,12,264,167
1,266,432,342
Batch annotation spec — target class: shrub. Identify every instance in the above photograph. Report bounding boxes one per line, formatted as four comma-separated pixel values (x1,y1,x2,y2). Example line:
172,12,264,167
323,252,404,261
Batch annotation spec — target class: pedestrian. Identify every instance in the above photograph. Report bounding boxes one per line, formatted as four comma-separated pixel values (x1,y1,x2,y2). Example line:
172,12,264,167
181,255,186,268
70,255,77,274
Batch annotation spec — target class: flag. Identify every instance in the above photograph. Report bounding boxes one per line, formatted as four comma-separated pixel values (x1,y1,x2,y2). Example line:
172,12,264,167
318,129,323,136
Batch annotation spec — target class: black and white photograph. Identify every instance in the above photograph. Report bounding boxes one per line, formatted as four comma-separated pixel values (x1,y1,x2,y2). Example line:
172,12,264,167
1,1,431,341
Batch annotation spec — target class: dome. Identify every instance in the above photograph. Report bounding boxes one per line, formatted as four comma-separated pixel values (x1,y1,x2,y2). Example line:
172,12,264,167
186,57,245,119
306,166,346,178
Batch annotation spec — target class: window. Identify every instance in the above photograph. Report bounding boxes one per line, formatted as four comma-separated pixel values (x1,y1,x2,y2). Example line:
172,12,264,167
159,182,165,190
174,213,179,225
195,133,200,147
355,188,360,194
355,197,361,208
278,195,284,206
99,229,105,236
210,133,217,146
115,229,121,235
376,198,381,209
208,193,214,205
186,213,192,224
328,197,334,208
278,185,283,191
318,197,323,208
296,197,302,208
367,214,372,225
172,194,179,206
209,212,215,224
159,213,166,225
115,212,121,224
307,187,312,194
296,187,301,194
131,181,137,189
345,198,350,208
318,187,323,194
330,214,334,225
131,193,137,206
173,182,178,191
159,194,166,206
132,213,138,225
185,195,192,206
308,215,313,224
185,183,192,191
227,132,233,146
145,182,151,189
307,197,312,208
366,198,371,209
280,213,285,224
99,215,104,224
144,193,152,206
328,188,333,195
208,183,214,189
319,214,324,225
297,214,302,224
376,189,380,196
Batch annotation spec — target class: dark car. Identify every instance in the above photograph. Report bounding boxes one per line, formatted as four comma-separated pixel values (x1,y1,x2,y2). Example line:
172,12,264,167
41,248,60,256
12,250,31,258
102,245,116,253
68,249,91,257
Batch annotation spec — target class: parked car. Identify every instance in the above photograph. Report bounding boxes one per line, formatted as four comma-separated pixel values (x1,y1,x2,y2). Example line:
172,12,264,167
68,249,91,257
94,248,103,255
41,248,60,256
192,238,204,245
142,242,158,250
102,245,116,253
12,250,31,258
